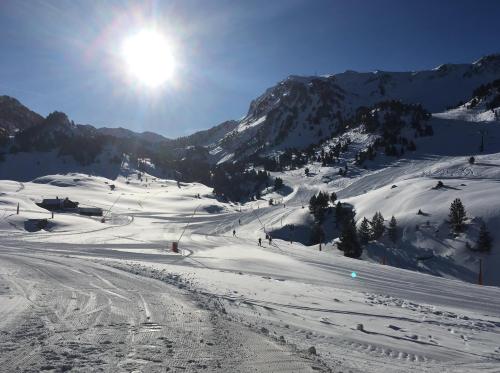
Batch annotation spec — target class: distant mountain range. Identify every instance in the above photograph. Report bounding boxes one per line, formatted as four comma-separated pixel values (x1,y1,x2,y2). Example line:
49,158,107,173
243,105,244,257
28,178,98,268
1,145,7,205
0,53,499,180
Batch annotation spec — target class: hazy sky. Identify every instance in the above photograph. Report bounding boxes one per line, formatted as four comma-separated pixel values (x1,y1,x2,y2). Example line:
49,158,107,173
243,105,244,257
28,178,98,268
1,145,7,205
1,0,499,138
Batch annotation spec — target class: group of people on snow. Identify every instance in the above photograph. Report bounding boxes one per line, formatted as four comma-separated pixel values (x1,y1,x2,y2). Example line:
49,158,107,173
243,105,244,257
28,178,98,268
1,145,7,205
257,234,272,246
232,229,272,247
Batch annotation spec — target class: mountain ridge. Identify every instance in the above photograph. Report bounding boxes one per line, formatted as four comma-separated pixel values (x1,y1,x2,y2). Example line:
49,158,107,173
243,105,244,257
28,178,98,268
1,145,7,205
0,52,499,180
1,53,499,150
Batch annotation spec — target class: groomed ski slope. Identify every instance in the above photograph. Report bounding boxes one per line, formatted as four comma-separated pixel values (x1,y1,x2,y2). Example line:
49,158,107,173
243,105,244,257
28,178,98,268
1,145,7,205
0,252,320,372
1,139,500,372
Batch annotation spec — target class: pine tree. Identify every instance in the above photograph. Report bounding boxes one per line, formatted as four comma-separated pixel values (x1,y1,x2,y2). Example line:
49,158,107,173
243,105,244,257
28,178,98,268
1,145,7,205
358,217,371,244
309,192,329,222
309,195,317,213
335,201,343,227
370,212,385,240
388,216,398,243
316,191,330,209
338,218,362,258
330,192,337,204
274,177,284,190
449,198,466,233
476,222,492,252
310,223,324,245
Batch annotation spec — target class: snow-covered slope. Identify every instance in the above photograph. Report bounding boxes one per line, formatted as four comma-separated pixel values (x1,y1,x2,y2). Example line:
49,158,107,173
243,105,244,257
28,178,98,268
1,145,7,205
435,78,500,122
1,170,499,372
205,54,500,163
3,53,500,373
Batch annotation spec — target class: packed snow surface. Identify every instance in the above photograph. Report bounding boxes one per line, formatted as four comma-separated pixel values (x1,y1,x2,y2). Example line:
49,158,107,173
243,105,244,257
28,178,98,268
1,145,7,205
1,152,500,372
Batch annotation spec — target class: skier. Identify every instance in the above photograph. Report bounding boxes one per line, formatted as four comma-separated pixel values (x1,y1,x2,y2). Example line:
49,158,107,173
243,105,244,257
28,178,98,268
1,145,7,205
268,235,272,246
233,229,236,237
238,218,241,225
258,238,262,246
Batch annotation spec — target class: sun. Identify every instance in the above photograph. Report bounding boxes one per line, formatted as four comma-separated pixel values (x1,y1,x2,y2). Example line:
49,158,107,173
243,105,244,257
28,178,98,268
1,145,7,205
122,30,175,88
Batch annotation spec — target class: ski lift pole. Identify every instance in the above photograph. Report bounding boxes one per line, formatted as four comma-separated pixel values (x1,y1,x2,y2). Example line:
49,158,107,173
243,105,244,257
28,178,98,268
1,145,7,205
250,206,266,234
176,204,201,246
102,194,122,223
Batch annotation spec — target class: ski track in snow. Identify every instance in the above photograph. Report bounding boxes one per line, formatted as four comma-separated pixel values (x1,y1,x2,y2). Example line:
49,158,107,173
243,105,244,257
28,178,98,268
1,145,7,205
1,150,500,371
0,252,325,372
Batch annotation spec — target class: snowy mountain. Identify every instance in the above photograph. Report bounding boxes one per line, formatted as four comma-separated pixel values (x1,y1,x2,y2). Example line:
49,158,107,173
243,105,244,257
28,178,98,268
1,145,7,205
434,78,500,122
2,54,500,373
0,110,179,180
98,126,169,143
205,54,500,163
1,54,500,283
2,54,499,174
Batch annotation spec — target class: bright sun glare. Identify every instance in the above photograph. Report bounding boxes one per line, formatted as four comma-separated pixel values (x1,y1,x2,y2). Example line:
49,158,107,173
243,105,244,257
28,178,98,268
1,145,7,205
122,30,175,88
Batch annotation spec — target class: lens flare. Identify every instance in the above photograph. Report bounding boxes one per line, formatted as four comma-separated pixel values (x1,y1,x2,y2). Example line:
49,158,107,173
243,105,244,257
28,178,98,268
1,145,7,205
122,30,175,88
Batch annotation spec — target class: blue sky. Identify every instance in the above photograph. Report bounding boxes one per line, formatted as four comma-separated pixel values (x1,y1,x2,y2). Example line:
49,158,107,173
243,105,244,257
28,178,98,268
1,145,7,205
1,0,499,138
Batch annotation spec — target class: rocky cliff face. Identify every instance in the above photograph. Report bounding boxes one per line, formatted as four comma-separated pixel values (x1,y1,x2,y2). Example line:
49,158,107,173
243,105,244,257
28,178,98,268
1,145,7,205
204,54,500,163
0,95,44,135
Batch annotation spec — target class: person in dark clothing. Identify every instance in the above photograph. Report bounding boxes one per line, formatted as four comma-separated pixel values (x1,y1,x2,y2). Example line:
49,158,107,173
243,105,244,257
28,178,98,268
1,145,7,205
268,236,272,245
258,238,262,246
233,230,236,237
